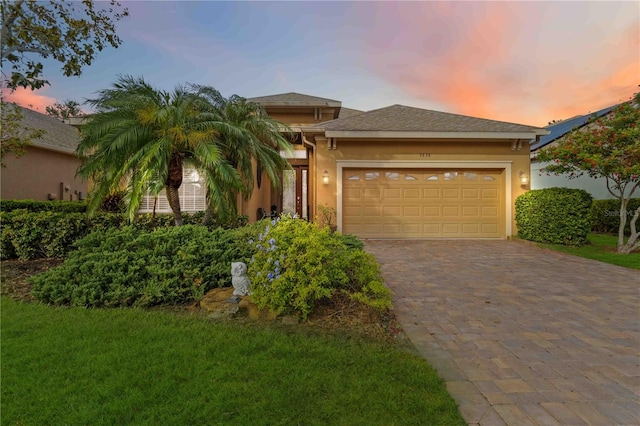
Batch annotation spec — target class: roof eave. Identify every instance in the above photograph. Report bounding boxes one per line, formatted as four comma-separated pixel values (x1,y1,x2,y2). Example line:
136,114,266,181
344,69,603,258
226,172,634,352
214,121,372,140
252,101,342,108
30,141,78,155
324,130,549,139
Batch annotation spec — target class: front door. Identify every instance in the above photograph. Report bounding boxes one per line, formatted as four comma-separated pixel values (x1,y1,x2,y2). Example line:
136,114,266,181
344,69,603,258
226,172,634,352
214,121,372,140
282,166,308,219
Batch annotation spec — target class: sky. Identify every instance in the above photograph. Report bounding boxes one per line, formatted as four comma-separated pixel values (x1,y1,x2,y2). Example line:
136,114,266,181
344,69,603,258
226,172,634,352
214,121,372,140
3,1,639,127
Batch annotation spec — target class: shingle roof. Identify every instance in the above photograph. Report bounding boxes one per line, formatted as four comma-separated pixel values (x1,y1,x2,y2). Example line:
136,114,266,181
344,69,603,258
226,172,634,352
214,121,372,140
338,107,365,119
316,104,545,134
247,92,341,107
530,104,618,151
17,106,81,154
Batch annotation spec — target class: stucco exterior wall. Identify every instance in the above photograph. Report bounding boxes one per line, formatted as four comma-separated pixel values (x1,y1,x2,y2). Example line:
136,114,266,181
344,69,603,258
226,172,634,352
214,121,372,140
1,146,87,201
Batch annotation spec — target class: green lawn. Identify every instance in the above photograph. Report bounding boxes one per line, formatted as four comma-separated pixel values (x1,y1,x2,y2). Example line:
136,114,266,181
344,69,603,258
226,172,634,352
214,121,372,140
1,297,465,426
536,233,640,270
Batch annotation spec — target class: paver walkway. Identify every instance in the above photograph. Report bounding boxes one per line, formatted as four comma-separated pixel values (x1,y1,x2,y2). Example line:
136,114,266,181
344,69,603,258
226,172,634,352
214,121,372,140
365,240,640,426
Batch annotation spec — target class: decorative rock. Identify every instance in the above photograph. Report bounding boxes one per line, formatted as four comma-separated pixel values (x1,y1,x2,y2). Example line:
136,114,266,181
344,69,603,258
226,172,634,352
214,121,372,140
231,262,251,296
200,287,239,319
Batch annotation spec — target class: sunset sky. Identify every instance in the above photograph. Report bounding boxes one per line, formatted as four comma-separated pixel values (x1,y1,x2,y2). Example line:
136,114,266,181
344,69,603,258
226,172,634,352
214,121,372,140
3,1,638,127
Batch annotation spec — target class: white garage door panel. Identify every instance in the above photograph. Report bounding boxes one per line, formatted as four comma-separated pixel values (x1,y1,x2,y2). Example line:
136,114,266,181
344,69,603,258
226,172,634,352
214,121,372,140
342,168,504,238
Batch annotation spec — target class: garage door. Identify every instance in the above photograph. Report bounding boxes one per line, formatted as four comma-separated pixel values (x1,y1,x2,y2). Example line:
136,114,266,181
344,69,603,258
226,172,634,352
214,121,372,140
342,169,504,238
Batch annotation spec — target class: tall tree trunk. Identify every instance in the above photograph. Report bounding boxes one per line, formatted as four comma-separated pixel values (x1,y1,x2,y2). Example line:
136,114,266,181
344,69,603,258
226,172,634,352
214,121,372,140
617,197,629,252
166,185,183,226
166,153,184,226
620,206,640,254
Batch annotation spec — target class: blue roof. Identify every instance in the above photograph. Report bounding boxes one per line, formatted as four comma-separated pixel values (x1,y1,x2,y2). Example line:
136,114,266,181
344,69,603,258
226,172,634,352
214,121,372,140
530,104,619,151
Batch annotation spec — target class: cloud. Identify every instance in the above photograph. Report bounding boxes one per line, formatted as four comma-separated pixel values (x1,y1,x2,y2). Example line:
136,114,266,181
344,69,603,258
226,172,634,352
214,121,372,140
358,2,639,126
1,88,57,113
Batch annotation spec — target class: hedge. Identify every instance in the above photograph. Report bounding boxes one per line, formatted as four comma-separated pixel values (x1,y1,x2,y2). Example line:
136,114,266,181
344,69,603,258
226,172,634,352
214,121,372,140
1,210,248,261
0,200,87,213
590,198,640,235
515,187,593,245
30,225,261,308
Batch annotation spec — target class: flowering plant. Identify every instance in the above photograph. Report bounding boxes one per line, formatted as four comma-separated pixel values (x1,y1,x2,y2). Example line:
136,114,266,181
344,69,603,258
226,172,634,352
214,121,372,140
248,215,391,319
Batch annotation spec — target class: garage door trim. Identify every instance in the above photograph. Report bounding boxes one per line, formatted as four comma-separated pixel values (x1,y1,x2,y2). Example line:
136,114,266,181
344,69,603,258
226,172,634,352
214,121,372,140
336,160,513,237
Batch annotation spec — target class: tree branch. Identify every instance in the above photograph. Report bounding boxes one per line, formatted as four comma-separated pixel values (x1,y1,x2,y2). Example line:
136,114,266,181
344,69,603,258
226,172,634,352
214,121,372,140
0,0,23,42
2,44,52,58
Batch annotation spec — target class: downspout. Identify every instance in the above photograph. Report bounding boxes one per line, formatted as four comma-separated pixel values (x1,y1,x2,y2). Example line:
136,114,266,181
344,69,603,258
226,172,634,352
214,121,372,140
302,132,317,221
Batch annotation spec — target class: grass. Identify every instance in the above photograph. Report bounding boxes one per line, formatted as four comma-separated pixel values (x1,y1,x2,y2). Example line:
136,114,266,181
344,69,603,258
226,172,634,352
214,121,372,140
536,233,640,270
1,297,465,426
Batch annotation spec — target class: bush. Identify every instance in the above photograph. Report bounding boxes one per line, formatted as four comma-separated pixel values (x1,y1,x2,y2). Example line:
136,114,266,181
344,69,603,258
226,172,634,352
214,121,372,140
335,233,365,251
99,191,127,213
248,216,390,319
31,225,256,308
0,199,87,213
515,187,593,245
590,198,640,234
1,210,90,260
1,209,249,260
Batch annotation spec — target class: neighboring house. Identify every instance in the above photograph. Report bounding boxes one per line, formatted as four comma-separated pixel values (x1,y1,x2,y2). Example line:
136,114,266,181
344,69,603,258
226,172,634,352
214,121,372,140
238,92,548,239
530,105,618,200
1,106,87,201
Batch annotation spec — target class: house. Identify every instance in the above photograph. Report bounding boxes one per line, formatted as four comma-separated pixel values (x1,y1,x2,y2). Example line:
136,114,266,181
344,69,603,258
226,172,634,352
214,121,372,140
238,92,548,239
1,105,87,201
530,104,618,200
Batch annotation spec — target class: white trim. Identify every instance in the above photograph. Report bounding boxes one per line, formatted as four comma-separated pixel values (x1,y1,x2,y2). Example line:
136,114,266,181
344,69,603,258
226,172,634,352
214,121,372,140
279,149,308,159
326,130,545,140
336,160,513,238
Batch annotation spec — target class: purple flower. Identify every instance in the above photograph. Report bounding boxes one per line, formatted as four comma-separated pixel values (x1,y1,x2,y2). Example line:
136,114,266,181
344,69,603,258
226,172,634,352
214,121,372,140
267,272,275,281
248,238,254,245
269,238,276,245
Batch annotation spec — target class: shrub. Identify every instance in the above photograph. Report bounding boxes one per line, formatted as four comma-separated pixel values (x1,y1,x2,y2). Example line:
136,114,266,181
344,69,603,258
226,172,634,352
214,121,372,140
99,191,127,213
248,216,390,319
335,233,365,251
31,225,254,308
1,210,249,261
515,187,593,245
0,199,87,213
590,198,640,234
2,210,90,260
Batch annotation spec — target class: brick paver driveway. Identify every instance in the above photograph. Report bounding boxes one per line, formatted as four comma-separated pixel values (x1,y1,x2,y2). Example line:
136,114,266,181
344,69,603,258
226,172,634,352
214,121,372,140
365,240,639,426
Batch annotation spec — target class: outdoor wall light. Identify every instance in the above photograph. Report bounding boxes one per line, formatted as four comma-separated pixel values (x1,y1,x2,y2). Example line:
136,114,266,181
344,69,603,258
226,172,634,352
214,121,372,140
323,170,330,184
519,171,529,185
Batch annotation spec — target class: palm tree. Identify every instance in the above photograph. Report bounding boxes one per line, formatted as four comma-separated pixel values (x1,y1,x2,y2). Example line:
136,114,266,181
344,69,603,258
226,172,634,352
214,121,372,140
193,86,293,223
77,75,240,225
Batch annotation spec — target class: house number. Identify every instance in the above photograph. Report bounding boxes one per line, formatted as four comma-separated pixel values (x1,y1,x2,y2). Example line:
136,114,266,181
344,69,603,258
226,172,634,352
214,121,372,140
419,153,431,158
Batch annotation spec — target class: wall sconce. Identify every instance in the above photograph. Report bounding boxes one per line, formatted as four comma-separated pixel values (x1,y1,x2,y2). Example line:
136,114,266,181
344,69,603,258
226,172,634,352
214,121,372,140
322,170,329,185
519,171,529,186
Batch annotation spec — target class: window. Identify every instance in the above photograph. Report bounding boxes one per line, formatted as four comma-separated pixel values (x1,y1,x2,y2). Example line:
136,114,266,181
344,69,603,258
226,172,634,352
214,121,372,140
139,166,206,213
426,175,439,181
483,175,496,181
365,172,379,180
464,172,478,180
404,174,417,181
444,172,458,180
385,172,399,180
347,174,360,181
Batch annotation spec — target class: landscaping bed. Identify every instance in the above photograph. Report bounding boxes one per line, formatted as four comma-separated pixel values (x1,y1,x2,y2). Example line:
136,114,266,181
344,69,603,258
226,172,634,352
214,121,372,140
0,258,409,346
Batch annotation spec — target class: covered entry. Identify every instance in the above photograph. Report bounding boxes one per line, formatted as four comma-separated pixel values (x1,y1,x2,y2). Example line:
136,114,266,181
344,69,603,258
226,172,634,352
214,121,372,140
342,168,505,239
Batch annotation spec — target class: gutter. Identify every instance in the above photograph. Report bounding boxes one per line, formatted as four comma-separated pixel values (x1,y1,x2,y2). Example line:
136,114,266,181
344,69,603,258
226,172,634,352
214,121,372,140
30,141,78,155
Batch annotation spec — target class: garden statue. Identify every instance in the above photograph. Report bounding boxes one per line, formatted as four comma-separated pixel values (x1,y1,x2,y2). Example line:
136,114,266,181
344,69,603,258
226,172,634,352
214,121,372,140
231,262,251,296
